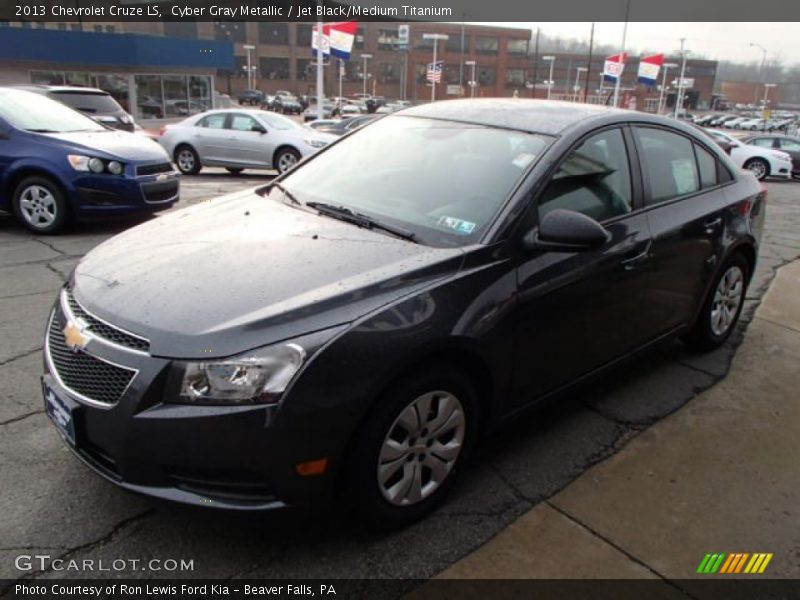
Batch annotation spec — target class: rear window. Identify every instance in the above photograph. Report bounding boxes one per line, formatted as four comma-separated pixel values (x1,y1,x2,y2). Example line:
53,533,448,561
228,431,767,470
50,91,122,114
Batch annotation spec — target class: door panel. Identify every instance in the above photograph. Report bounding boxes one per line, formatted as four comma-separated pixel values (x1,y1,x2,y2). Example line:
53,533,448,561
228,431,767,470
225,114,273,167
511,127,651,405
634,127,727,337
192,113,230,163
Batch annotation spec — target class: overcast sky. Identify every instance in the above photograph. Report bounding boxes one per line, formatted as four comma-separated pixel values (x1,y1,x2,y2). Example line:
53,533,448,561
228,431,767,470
489,23,800,65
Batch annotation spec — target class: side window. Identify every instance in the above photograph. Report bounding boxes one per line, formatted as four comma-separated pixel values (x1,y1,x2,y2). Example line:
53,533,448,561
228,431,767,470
229,114,260,132
636,127,699,205
694,143,718,188
749,138,775,148
538,128,632,223
197,114,226,129
778,139,800,152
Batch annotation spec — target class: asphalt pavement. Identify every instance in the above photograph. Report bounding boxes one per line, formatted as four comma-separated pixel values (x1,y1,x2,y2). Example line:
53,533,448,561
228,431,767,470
1,174,798,590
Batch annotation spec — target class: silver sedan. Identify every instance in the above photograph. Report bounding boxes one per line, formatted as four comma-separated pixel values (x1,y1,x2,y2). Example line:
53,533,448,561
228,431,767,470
159,109,336,175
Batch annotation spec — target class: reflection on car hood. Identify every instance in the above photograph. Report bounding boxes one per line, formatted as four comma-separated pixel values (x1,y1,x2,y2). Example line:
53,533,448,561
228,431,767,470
73,190,464,358
46,130,169,162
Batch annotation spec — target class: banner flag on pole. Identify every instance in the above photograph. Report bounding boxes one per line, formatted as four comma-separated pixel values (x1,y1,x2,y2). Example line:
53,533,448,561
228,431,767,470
602,52,628,83
637,53,664,86
426,61,443,83
312,22,358,60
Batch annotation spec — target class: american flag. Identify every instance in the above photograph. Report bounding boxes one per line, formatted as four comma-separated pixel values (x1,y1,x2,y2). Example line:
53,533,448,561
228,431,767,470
426,61,443,83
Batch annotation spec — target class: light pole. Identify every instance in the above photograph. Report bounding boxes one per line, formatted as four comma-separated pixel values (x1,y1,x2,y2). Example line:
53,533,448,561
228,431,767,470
542,55,555,100
573,67,587,101
658,62,678,114
465,60,477,98
750,43,768,105
243,44,256,90
423,33,449,102
674,39,689,118
360,54,372,98
762,83,777,131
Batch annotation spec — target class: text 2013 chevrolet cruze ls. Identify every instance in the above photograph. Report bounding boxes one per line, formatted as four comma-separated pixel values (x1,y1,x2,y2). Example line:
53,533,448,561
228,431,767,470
43,100,765,527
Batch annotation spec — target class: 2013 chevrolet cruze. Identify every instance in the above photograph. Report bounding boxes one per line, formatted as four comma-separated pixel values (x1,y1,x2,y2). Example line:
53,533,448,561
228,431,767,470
43,100,765,527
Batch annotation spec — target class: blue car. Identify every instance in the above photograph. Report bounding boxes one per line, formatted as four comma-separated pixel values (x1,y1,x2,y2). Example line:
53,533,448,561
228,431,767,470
0,88,179,234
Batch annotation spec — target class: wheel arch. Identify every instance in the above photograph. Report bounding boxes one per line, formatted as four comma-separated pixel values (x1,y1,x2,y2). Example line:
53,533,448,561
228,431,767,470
272,144,301,170
5,166,70,210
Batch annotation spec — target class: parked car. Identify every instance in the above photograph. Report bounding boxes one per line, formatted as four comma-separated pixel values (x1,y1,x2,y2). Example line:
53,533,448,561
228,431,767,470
742,134,800,179
44,100,764,526
724,117,750,129
693,114,722,126
14,85,135,132
0,88,178,234
311,114,381,136
339,104,364,117
708,115,738,128
238,89,265,106
159,109,335,175
303,102,334,122
705,129,793,180
272,94,303,115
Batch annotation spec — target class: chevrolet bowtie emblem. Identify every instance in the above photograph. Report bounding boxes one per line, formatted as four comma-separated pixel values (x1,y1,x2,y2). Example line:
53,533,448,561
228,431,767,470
63,320,89,352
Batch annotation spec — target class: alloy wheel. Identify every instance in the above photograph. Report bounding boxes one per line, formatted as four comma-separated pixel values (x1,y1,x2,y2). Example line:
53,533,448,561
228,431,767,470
710,265,744,336
746,160,767,180
377,391,466,506
277,152,298,173
177,150,195,173
18,185,57,229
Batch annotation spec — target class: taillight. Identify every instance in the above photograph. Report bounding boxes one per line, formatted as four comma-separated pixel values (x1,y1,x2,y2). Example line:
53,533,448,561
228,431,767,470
158,126,166,137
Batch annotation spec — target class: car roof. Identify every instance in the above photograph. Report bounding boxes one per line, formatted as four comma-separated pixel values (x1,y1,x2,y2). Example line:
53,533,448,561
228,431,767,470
11,84,109,95
399,98,661,136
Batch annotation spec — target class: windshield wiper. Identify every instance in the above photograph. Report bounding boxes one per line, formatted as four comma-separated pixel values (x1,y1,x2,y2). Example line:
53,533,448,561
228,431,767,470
270,181,301,206
306,202,416,242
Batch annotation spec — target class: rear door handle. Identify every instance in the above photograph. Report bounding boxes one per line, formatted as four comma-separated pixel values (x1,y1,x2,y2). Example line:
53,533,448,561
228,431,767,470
620,241,652,271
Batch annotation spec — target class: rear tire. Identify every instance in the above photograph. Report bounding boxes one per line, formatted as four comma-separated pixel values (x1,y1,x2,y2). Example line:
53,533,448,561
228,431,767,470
274,147,301,174
682,253,749,352
343,365,478,529
12,176,69,235
174,145,201,175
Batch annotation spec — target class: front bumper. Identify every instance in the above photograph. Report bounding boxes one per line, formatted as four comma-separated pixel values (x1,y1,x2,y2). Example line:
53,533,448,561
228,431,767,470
69,164,180,218
42,291,338,510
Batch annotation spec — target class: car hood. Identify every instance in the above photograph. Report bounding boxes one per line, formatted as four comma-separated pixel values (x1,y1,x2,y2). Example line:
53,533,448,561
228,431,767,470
72,190,464,359
45,130,169,161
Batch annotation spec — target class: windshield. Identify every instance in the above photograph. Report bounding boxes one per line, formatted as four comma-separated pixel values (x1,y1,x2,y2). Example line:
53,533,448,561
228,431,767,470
0,91,105,133
275,116,552,246
50,91,123,114
255,111,303,131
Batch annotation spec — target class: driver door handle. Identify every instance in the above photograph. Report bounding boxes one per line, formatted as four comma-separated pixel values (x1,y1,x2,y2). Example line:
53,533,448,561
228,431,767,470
620,241,653,271
703,217,723,233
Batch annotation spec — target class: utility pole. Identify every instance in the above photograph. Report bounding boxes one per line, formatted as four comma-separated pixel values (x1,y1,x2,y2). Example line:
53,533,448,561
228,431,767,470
658,62,678,114
315,5,324,121
674,38,688,118
531,27,540,98
612,0,631,108
583,22,595,102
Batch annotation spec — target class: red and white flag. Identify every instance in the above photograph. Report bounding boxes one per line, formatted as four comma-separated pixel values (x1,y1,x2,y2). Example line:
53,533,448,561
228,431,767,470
603,52,628,83
637,53,664,86
312,21,358,60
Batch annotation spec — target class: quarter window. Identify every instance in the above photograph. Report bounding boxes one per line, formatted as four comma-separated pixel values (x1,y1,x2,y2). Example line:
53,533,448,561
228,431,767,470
538,128,632,223
694,144,718,188
636,128,699,205
749,138,775,148
197,114,226,129
778,139,800,152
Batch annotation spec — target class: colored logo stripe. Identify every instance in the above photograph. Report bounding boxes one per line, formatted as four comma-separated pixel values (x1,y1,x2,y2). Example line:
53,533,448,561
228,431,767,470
697,553,773,574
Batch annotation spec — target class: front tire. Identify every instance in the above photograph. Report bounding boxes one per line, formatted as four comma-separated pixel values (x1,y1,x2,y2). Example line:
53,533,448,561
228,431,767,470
744,157,769,181
682,253,749,351
344,366,478,529
12,176,68,234
174,145,201,175
274,147,301,174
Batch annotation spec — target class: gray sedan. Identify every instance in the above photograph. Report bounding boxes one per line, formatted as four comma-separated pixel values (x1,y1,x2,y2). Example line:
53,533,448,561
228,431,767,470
159,109,335,175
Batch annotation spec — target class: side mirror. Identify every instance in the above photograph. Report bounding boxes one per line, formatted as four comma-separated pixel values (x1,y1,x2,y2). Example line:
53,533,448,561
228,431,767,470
252,124,267,134
522,209,610,252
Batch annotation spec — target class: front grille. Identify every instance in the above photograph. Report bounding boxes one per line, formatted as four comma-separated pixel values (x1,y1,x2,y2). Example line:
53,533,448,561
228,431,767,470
65,288,150,353
136,162,173,176
47,310,136,406
141,180,179,204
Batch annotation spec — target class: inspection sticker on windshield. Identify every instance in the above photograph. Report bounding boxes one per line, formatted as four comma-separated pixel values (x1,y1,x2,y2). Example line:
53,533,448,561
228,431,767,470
438,216,476,235
512,152,536,169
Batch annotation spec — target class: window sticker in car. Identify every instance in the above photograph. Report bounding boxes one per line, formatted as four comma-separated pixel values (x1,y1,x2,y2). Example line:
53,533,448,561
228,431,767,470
671,158,698,195
437,216,476,235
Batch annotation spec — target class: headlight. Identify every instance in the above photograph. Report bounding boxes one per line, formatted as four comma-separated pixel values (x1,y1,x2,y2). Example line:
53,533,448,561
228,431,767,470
305,138,327,149
67,155,125,175
179,344,306,405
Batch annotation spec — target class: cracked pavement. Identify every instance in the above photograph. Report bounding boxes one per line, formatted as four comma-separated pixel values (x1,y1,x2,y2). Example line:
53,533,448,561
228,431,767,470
1,174,799,589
